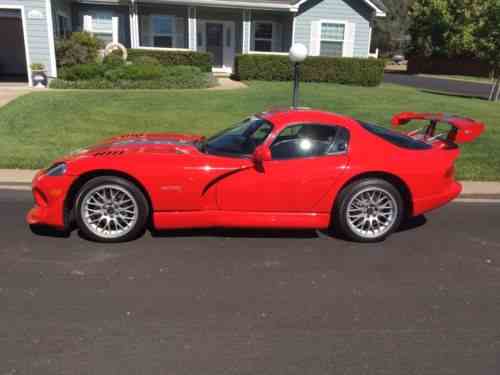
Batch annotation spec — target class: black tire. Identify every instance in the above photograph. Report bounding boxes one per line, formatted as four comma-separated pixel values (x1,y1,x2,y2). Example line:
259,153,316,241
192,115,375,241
333,178,404,243
74,176,149,243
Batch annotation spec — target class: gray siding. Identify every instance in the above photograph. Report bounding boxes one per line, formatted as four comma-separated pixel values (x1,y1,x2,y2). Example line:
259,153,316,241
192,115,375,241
0,0,55,77
294,0,373,57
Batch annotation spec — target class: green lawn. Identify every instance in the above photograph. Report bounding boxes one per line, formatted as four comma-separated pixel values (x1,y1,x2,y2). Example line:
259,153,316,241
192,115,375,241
0,81,498,180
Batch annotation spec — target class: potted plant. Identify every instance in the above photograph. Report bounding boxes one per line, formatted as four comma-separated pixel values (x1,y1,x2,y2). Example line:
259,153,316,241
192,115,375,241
31,63,47,88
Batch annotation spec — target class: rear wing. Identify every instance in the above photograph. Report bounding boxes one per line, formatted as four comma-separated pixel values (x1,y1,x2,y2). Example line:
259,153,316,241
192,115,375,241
391,112,485,145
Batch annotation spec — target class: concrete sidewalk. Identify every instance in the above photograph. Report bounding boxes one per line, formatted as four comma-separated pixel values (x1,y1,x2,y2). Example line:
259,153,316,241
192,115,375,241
1,169,499,198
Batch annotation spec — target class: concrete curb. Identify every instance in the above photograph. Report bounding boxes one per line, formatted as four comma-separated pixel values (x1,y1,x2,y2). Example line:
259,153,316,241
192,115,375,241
1,169,500,198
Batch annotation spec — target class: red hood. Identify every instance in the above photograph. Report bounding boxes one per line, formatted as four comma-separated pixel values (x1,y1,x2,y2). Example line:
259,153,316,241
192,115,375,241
58,133,205,163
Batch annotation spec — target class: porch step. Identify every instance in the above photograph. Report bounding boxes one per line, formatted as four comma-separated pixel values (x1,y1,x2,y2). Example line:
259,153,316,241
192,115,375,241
213,71,232,78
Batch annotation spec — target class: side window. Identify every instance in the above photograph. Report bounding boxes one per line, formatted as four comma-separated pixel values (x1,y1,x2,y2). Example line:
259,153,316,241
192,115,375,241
271,124,349,160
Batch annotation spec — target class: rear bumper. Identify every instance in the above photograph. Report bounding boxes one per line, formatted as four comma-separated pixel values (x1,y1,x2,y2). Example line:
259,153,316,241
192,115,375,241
26,171,76,230
413,181,462,216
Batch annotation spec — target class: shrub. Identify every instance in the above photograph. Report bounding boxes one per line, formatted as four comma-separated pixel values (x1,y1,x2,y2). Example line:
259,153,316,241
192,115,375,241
55,32,103,68
131,55,160,66
103,53,125,67
59,63,106,81
104,64,164,81
234,54,386,87
127,49,212,72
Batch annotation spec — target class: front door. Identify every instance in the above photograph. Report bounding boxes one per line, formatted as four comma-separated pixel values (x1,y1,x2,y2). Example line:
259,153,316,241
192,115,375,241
201,21,235,72
206,23,223,67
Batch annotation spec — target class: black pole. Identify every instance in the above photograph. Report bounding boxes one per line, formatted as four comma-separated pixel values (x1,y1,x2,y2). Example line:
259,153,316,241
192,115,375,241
292,62,300,108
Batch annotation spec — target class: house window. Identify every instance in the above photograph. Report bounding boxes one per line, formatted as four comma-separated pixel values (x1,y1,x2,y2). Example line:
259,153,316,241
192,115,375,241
253,22,273,52
320,22,345,57
91,11,114,45
152,15,175,47
139,14,179,48
57,14,70,38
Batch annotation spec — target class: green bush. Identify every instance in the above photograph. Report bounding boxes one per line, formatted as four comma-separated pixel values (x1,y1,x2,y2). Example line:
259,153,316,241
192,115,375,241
59,63,106,81
131,55,160,66
104,64,165,81
127,49,212,72
49,74,215,90
55,32,103,68
234,54,385,87
102,53,125,67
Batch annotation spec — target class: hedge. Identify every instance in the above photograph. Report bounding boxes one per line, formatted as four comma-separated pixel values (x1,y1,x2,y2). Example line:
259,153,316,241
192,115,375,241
127,49,212,72
407,56,492,78
234,54,385,87
49,74,216,90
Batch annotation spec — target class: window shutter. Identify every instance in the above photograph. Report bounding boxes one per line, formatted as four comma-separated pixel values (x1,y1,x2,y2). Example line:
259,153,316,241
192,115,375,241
342,22,356,57
250,21,256,51
272,22,282,52
309,20,321,56
83,14,92,32
112,16,119,44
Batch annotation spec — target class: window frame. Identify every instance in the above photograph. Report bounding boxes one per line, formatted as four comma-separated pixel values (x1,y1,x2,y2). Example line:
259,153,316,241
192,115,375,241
150,14,176,48
252,21,274,52
269,123,350,161
319,20,347,57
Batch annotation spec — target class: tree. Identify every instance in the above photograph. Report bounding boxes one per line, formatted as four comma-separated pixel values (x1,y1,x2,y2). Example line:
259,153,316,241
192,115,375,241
372,0,415,56
475,0,500,101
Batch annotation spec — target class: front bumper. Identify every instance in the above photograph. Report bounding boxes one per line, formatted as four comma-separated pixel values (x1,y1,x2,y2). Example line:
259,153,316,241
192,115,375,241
26,170,77,229
413,181,462,216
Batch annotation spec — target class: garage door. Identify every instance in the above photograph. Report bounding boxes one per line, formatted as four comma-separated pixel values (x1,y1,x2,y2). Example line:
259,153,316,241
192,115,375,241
0,9,28,82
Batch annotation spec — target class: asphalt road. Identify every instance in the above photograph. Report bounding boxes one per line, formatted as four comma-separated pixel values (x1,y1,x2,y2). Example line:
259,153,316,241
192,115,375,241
384,73,492,99
1,189,500,375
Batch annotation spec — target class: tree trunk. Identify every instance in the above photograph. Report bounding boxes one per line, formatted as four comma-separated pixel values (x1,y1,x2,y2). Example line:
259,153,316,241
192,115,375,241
495,78,500,102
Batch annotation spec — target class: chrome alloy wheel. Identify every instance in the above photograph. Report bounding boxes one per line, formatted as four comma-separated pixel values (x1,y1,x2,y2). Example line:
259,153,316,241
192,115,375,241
80,184,139,239
346,187,398,239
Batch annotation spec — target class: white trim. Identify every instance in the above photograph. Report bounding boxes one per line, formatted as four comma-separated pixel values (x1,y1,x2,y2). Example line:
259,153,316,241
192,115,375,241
138,0,293,11
111,16,119,44
0,5,32,86
247,51,288,56
291,15,296,45
292,0,386,16
367,22,373,57
45,0,58,78
242,9,251,54
188,6,197,51
135,46,191,52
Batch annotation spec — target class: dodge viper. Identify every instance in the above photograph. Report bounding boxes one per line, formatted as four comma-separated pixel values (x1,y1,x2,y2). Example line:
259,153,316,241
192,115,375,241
27,108,485,243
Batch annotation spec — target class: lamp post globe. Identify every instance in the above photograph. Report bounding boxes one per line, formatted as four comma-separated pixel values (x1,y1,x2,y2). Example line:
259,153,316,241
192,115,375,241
289,43,308,63
288,44,308,108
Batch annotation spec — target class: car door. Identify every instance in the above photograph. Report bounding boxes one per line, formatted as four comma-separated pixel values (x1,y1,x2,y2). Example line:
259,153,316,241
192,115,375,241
216,124,350,213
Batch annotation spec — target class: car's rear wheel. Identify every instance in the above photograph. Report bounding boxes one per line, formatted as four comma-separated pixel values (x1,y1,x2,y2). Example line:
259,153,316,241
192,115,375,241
75,176,149,243
334,178,404,243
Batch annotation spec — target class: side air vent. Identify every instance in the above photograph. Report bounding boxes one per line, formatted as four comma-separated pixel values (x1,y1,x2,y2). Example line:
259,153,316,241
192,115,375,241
93,150,126,157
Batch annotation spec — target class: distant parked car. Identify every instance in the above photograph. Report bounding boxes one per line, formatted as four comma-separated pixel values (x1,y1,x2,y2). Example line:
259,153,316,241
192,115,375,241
393,55,406,65
28,109,484,243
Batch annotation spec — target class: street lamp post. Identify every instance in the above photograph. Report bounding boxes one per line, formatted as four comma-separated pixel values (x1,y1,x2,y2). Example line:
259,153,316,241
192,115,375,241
288,44,308,109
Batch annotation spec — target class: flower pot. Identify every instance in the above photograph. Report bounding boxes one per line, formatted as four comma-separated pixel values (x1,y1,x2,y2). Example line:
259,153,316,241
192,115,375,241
32,69,48,88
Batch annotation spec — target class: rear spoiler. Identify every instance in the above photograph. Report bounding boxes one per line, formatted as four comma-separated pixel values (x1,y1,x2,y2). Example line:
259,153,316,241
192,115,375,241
391,112,485,144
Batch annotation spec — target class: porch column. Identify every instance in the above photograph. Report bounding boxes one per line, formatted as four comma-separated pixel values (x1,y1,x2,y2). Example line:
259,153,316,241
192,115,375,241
188,6,197,51
242,9,251,54
129,1,140,48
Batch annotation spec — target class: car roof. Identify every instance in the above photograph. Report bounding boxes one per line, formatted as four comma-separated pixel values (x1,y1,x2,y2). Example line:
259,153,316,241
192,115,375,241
257,108,359,130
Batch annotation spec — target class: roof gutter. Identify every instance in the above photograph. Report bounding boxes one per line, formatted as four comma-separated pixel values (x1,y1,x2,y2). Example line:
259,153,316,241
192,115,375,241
136,0,296,11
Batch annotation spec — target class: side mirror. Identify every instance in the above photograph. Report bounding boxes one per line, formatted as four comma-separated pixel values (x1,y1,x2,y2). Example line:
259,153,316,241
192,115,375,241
252,146,272,166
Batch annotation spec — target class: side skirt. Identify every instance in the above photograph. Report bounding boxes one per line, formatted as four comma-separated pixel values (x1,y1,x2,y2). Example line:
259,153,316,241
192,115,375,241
153,210,331,230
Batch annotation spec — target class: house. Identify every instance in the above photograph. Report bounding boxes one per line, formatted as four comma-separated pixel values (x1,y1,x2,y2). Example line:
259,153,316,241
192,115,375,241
0,0,385,85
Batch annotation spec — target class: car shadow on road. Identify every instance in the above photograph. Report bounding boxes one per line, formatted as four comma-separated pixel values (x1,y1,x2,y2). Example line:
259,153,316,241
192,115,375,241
151,227,320,239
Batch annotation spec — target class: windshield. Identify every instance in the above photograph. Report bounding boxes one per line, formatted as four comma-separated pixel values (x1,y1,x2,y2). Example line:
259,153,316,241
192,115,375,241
202,117,273,157
360,122,432,150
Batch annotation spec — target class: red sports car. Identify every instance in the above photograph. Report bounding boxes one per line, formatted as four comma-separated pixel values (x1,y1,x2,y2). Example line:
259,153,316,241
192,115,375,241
27,108,484,243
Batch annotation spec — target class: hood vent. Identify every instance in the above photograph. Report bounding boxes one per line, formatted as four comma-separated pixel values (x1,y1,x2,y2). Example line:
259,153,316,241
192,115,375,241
93,150,126,157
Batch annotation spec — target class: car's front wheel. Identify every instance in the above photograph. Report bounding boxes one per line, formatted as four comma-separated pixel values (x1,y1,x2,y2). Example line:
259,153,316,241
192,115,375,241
334,178,404,243
75,176,149,243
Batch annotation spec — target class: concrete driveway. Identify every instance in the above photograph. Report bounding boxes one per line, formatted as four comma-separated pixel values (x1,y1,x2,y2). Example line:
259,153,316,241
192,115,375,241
0,83,31,107
384,73,492,99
